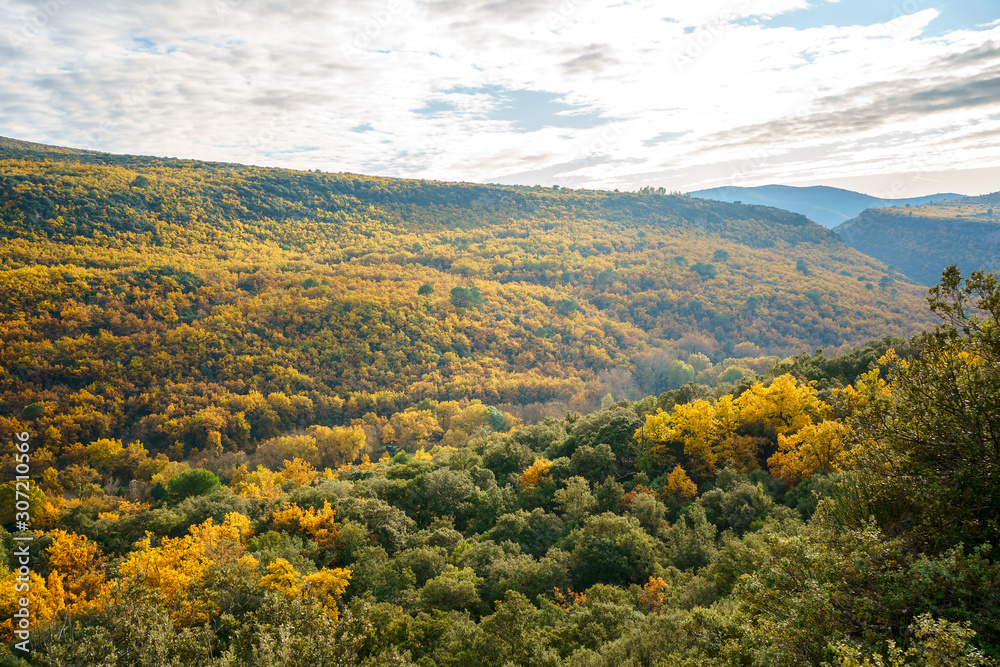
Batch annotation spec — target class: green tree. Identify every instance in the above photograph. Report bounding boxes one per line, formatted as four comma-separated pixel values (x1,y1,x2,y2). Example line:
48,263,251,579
849,267,1000,549
167,469,222,504
450,285,484,309
566,512,661,588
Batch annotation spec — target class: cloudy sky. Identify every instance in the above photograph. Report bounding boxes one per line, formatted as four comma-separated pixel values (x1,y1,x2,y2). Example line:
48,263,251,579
2,0,999,197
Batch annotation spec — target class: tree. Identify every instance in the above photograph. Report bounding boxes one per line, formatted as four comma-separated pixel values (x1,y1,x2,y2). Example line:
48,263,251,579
554,476,596,523
850,267,1000,548
567,512,661,588
768,420,848,488
663,464,698,503
450,285,484,309
167,469,222,504
519,458,553,490
666,360,695,390
418,283,434,295
419,565,483,613
736,374,826,436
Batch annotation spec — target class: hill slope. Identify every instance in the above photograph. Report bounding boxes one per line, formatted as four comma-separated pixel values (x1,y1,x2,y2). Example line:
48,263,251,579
689,184,962,228
834,192,1000,285
0,136,934,456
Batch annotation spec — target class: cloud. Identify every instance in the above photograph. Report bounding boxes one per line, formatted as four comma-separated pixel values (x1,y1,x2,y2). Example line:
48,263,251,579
643,131,690,147
560,44,621,75
705,63,1000,148
0,0,998,196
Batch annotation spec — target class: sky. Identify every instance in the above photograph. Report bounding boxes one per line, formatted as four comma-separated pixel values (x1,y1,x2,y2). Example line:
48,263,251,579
2,0,999,198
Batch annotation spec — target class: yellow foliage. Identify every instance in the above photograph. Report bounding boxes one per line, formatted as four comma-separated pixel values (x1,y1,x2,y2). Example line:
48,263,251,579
520,458,553,490
150,460,192,489
259,558,351,621
714,394,740,438
834,368,889,417
768,420,850,488
670,399,720,477
260,558,302,598
308,424,367,468
302,567,352,620
553,586,586,611
714,435,763,474
641,576,669,614
636,400,721,477
272,501,341,550
0,570,59,643
84,437,125,473
232,464,285,499
45,529,107,613
118,512,251,624
663,465,698,503
735,374,827,435
280,457,319,486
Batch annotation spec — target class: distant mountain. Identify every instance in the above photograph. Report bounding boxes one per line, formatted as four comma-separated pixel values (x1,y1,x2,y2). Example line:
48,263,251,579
834,192,1000,285
689,184,963,229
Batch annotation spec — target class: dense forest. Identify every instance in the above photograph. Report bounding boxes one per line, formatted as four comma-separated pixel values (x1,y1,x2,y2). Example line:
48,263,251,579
1,138,996,665
835,191,1000,285
0,137,932,464
0,267,997,665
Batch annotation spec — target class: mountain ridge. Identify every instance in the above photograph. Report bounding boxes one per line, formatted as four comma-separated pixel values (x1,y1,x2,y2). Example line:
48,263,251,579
690,183,963,229
834,191,1000,285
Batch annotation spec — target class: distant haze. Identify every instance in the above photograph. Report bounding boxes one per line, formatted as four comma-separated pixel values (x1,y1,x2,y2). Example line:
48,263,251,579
689,184,964,228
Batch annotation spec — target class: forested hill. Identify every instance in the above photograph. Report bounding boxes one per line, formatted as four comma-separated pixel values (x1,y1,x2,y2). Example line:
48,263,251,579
835,191,1000,285
0,136,933,457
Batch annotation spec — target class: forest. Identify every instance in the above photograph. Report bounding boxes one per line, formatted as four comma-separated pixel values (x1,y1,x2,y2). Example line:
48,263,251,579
835,191,1000,285
0,137,934,464
0,267,996,665
0,138,996,665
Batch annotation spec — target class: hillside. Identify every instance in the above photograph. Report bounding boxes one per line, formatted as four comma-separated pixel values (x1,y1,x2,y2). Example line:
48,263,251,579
0,136,935,460
835,192,1000,285
689,184,962,229
3,276,999,666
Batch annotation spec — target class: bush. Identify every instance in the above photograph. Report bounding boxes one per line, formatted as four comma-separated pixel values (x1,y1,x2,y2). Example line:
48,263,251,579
166,469,222,504
691,262,718,279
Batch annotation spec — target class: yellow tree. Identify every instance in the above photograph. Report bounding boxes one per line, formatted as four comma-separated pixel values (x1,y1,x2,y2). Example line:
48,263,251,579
272,500,341,551
735,373,827,436
309,424,367,468
768,420,849,488
635,410,683,470
662,464,698,503
118,512,251,624
279,457,319,486
670,399,720,478
260,558,351,622
44,530,107,613
520,457,553,490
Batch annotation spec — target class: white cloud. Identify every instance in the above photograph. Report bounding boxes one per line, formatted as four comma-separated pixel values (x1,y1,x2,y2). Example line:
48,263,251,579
0,0,998,196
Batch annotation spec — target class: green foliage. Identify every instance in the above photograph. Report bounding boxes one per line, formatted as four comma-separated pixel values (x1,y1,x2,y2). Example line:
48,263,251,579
166,469,222,504
4,139,998,667
565,512,661,588
449,285,484,309
837,193,1000,285
849,266,1000,549
690,261,718,279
